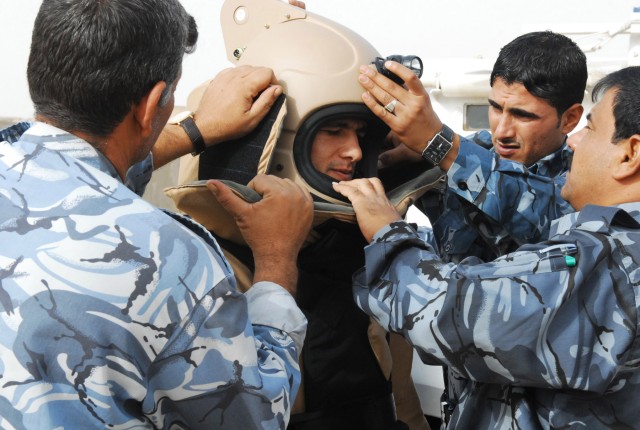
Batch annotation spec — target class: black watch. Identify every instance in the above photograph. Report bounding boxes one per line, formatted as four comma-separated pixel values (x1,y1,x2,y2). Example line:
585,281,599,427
169,110,206,156
421,124,454,166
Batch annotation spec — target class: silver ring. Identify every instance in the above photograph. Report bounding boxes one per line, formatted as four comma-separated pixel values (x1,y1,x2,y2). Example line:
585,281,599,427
384,99,398,113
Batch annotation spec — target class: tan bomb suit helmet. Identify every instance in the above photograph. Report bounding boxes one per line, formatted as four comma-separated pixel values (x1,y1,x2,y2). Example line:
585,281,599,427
166,0,441,244
219,0,395,204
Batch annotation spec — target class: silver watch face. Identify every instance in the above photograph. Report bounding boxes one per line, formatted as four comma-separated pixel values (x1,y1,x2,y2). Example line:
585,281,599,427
168,110,194,125
422,133,452,165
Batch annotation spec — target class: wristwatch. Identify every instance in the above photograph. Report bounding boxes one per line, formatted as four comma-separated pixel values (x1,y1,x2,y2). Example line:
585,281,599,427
421,124,454,166
168,110,206,156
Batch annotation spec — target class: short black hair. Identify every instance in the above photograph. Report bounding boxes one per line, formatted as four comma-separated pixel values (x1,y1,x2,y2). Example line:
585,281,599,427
28,0,198,137
491,31,587,117
592,66,640,143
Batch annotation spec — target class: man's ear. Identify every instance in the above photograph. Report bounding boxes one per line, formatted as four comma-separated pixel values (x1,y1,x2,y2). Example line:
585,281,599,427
560,103,584,135
133,81,167,138
613,135,640,181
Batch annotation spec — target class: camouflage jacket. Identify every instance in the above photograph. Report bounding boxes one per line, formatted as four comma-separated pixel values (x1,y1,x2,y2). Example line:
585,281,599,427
354,204,640,429
0,123,306,429
417,130,574,263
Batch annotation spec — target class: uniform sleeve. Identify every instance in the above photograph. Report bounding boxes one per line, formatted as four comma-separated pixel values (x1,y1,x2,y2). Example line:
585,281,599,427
245,281,307,355
353,221,636,393
446,136,572,244
136,217,306,429
144,274,306,429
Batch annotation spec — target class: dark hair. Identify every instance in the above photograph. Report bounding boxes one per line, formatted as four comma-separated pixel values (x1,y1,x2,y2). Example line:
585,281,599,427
592,66,640,143
490,31,587,116
27,0,198,137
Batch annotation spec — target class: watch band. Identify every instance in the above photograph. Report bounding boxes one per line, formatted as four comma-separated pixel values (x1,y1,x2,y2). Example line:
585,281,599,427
178,115,206,156
421,124,454,165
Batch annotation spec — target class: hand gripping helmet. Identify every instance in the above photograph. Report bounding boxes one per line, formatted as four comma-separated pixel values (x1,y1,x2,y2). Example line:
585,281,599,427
166,0,442,245
218,0,391,204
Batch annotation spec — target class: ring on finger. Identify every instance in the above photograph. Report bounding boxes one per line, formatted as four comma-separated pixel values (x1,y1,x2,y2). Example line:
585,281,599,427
384,99,398,114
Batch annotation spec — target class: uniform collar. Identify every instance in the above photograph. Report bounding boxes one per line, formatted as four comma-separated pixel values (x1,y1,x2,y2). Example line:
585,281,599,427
528,140,572,177
21,121,122,182
550,203,640,237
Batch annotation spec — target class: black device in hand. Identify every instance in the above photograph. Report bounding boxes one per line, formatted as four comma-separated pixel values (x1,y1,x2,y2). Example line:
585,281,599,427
372,55,423,85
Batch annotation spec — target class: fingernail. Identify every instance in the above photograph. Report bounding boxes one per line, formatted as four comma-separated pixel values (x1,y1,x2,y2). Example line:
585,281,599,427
361,65,375,76
206,180,218,193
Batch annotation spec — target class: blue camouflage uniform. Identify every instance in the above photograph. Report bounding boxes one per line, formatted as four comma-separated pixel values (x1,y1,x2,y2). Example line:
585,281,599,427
353,203,640,429
0,121,31,144
415,130,577,425
0,122,306,429
417,130,574,263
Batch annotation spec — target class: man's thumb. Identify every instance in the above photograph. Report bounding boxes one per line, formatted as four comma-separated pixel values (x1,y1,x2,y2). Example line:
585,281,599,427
206,180,244,217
